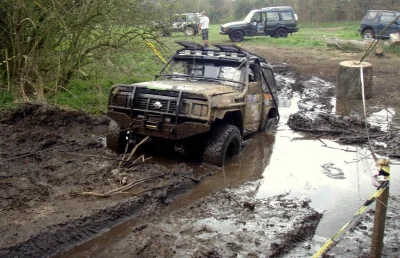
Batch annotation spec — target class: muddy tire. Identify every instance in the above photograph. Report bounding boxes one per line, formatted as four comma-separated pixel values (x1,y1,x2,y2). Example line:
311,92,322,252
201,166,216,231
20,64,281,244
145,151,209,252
262,117,279,132
184,27,195,36
106,120,127,153
203,124,241,167
229,30,244,42
275,28,288,38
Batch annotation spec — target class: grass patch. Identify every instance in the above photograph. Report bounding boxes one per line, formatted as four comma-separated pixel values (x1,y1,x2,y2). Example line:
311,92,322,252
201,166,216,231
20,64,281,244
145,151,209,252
166,22,361,49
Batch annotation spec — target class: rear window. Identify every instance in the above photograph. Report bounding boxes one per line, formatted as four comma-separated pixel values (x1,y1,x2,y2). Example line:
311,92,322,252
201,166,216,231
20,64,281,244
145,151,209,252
364,11,378,20
266,12,280,21
380,12,397,23
281,11,294,21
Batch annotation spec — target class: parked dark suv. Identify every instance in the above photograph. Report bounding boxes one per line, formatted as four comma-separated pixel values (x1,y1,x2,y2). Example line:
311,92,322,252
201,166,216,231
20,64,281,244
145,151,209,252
220,6,299,42
359,10,400,40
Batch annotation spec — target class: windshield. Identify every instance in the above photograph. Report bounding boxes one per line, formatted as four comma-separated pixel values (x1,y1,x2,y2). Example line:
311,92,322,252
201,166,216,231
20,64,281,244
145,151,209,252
244,10,258,23
161,58,246,87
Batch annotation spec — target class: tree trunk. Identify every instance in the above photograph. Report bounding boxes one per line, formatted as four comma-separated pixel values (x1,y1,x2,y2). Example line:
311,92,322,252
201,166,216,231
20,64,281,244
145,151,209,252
337,60,373,100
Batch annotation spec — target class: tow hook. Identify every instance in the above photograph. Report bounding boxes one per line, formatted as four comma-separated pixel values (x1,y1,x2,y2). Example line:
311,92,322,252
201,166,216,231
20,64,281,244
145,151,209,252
174,142,185,153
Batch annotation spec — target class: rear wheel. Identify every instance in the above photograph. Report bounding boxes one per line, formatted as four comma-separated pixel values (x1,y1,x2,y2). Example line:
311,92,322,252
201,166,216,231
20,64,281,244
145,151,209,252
106,120,127,153
203,124,241,167
184,27,195,36
229,30,244,42
275,28,288,38
362,29,374,40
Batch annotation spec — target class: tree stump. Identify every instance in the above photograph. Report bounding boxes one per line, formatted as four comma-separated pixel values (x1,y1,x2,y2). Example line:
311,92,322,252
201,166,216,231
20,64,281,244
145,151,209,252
375,47,384,57
337,60,372,100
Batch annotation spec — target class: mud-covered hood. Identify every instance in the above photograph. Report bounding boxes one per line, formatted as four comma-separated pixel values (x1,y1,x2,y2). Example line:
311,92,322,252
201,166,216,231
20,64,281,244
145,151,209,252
221,21,248,28
133,80,239,96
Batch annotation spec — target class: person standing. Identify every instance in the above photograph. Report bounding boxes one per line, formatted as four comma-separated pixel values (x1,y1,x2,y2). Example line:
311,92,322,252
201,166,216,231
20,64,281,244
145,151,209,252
198,11,209,47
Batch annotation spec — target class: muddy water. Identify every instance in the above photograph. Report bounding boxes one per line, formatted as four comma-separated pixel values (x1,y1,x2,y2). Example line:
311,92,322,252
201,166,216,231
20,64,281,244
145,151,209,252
58,77,400,257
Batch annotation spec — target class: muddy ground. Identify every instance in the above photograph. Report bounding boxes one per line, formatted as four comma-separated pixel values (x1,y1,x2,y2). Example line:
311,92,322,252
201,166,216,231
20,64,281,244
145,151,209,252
248,45,400,109
1,46,400,258
0,104,206,257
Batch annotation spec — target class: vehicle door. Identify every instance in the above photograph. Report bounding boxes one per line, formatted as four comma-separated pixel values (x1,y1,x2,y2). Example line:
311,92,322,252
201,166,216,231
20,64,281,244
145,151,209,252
250,12,265,35
378,12,398,37
246,11,262,36
260,65,277,127
264,11,280,35
279,10,296,32
244,65,263,133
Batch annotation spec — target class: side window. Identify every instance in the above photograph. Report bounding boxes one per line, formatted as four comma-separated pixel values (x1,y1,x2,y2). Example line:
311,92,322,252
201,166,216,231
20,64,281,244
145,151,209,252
364,11,378,20
380,12,396,23
252,12,262,23
281,11,294,21
262,67,276,92
266,12,280,22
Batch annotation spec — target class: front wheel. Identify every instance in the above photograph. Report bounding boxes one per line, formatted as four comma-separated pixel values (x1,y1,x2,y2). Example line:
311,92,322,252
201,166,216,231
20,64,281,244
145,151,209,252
362,29,374,40
229,30,244,42
203,124,241,167
274,28,288,38
184,27,195,36
106,120,127,153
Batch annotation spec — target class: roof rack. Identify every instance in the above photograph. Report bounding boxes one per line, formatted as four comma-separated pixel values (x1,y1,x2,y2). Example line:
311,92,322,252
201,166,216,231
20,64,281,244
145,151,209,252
175,41,206,50
174,41,268,63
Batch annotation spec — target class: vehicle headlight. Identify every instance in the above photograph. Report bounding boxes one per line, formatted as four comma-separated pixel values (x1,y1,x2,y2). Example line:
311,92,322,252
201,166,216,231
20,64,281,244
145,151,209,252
191,104,208,116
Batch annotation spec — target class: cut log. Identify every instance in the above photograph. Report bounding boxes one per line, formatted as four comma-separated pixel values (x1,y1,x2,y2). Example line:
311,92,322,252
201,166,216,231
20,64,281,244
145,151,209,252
337,60,372,100
326,39,369,52
375,47,384,56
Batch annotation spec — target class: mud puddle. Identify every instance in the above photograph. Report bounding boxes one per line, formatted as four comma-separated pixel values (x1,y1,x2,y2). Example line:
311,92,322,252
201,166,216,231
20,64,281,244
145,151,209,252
58,71,400,257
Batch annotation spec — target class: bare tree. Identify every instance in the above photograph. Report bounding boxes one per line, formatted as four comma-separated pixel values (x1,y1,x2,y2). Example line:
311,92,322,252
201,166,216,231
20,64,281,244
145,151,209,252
0,0,177,101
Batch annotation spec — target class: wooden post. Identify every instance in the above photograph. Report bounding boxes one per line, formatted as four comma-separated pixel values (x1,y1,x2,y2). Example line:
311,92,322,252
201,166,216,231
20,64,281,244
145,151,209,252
337,60,372,100
370,187,389,258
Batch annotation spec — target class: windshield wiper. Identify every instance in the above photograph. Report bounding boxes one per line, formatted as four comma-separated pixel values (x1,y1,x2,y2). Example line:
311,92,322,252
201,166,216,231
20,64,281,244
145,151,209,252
164,74,192,82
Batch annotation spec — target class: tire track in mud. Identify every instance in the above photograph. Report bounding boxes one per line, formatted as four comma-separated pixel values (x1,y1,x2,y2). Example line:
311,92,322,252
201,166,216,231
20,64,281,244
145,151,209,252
0,103,201,258
0,180,195,258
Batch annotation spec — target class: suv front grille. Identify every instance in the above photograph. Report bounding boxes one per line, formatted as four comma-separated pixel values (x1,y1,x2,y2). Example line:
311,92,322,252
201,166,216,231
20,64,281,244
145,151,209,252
134,95,178,113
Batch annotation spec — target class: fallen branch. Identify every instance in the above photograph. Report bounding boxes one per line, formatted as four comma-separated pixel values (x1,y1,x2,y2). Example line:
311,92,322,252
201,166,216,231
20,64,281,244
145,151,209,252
72,174,166,198
222,190,245,210
63,152,140,164
318,138,356,152
126,137,150,162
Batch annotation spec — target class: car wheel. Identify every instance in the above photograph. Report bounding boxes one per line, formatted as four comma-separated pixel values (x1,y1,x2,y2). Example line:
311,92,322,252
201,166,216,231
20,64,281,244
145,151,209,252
275,28,288,38
106,119,127,153
184,27,195,36
203,124,241,167
229,30,244,42
362,29,374,40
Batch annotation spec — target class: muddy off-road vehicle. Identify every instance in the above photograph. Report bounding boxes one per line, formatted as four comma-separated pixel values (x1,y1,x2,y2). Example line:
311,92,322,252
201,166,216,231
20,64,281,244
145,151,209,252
220,6,299,42
107,41,279,166
156,13,200,36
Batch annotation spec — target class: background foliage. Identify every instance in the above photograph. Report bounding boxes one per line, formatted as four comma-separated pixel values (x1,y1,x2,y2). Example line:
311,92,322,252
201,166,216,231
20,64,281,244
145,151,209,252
0,0,399,112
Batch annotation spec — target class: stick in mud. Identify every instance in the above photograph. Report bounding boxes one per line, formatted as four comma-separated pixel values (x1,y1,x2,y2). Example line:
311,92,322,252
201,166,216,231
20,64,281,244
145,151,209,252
222,190,250,210
72,174,166,198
